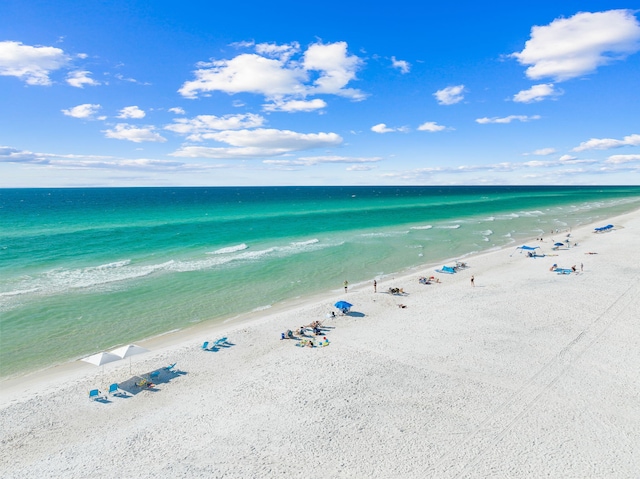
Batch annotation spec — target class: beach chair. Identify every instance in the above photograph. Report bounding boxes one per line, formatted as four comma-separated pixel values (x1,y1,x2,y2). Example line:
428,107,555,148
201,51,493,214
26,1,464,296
214,337,228,346
201,341,211,350
89,389,105,401
163,362,177,371
149,371,160,380
107,383,125,396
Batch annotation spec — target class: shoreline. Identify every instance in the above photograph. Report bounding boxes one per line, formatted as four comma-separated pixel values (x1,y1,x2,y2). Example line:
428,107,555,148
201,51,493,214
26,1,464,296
2,191,639,381
0,228,556,392
1,208,637,406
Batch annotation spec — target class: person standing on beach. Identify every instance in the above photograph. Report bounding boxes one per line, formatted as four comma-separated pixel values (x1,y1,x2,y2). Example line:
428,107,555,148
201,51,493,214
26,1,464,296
471,275,475,287
344,280,348,293
373,279,377,293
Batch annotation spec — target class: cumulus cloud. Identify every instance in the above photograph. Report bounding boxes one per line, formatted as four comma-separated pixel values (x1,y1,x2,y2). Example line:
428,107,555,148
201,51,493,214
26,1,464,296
66,70,100,88
168,107,186,115
513,83,561,103
255,41,300,61
371,123,409,134
476,115,541,124
434,85,465,105
179,41,364,103
104,124,167,143
165,113,265,141
605,154,640,164
391,56,410,74
371,123,394,134
0,40,69,85
417,121,447,132
526,147,557,156
512,9,640,82
573,133,640,151
263,98,327,112
117,106,146,119
62,103,103,119
171,128,342,159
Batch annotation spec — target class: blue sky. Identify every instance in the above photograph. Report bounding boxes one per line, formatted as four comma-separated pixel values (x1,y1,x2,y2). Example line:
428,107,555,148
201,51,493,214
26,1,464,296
1,1,639,187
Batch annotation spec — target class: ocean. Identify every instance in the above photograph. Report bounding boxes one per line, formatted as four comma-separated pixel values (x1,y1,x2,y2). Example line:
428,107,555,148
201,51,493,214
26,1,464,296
2,186,640,378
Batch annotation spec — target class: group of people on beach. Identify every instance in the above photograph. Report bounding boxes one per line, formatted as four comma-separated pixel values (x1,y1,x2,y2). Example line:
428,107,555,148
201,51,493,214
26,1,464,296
281,320,325,341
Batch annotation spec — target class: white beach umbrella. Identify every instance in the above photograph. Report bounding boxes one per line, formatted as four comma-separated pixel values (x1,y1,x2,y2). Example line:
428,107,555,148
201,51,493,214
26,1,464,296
81,351,122,375
110,344,149,374
82,351,122,366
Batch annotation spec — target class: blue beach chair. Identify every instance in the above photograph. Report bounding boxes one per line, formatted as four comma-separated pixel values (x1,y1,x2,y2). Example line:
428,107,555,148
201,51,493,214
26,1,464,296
108,383,127,397
89,389,105,401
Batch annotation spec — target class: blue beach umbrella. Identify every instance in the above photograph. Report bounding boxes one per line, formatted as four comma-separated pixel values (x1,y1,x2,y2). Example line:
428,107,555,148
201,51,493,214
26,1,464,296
334,301,352,310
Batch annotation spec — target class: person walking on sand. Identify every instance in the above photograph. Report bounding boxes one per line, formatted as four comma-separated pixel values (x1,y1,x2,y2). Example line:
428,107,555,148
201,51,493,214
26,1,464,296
471,275,475,287
344,280,348,293
373,279,377,293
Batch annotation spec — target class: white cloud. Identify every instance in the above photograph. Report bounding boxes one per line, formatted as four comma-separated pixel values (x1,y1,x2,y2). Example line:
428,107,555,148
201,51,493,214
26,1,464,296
255,41,300,61
265,155,381,166
171,128,342,158
371,123,394,133
66,70,100,88
104,124,167,143
117,106,146,119
263,98,327,112
434,85,465,105
526,147,556,156
208,128,341,148
165,113,265,141
302,42,364,99
417,121,447,132
179,41,364,102
476,115,541,124
346,164,376,171
371,123,410,134
513,83,560,103
179,53,307,99
61,103,102,119
168,107,186,115
558,154,577,161
0,146,224,171
573,133,640,151
0,41,69,85
605,154,640,164
391,56,410,74
512,9,640,81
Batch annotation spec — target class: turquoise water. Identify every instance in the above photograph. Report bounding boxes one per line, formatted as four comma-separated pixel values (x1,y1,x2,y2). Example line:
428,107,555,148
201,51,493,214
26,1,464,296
2,186,640,378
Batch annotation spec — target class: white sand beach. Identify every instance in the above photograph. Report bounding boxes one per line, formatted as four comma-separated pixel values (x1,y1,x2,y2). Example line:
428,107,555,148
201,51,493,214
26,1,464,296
1,210,639,478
